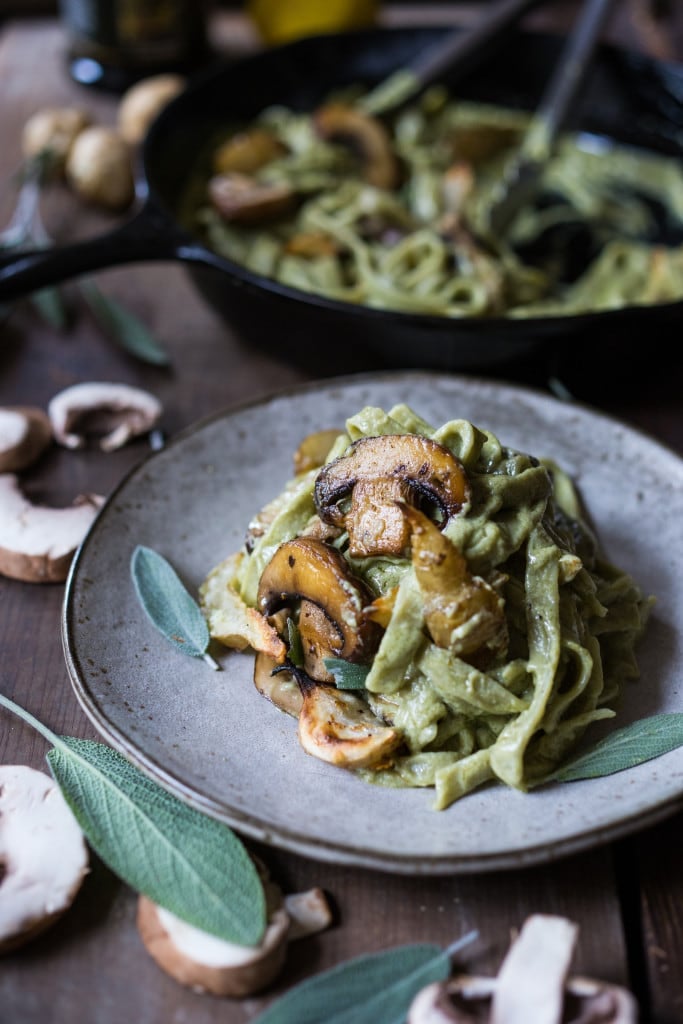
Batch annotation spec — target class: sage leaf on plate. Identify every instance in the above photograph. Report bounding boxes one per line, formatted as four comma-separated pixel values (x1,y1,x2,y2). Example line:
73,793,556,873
0,693,266,946
131,545,219,669
79,279,171,366
252,939,468,1024
324,658,370,690
551,713,683,782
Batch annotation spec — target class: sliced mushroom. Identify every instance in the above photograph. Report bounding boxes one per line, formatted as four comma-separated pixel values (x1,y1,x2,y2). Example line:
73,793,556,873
0,406,52,472
137,896,290,997
253,652,304,717
256,536,380,679
404,504,508,663
48,382,162,452
298,679,402,769
208,172,295,224
213,128,287,175
200,554,286,662
137,865,332,997
408,914,638,1024
314,103,400,190
0,474,103,582
0,765,89,953
314,435,470,558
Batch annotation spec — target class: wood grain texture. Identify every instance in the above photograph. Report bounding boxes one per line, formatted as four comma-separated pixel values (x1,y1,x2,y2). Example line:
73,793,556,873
1,6,683,1023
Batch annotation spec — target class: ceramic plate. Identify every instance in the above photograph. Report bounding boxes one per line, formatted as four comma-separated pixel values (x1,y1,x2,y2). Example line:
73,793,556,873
62,372,683,874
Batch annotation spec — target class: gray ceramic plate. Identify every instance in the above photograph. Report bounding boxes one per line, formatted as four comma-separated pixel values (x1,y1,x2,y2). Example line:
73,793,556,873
62,371,683,875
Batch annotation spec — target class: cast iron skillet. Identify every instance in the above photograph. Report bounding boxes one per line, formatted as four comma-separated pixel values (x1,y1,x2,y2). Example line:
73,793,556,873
1,25,683,371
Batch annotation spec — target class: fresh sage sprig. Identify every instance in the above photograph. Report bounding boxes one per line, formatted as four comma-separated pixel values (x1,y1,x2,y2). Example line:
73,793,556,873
252,932,477,1024
0,692,266,945
549,713,683,783
79,278,170,366
131,545,219,669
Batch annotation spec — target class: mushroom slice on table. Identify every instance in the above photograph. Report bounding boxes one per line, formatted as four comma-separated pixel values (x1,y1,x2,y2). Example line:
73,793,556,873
256,536,380,680
407,914,638,1024
314,434,470,558
0,406,52,472
0,765,89,954
0,474,103,583
48,381,162,452
314,104,401,190
137,863,332,997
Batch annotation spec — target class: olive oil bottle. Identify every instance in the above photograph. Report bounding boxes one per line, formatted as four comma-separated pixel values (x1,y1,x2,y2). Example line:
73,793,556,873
59,0,208,91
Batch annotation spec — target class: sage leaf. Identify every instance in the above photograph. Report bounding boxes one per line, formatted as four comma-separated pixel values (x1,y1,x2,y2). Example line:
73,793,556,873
48,738,266,945
287,618,304,667
0,693,266,946
252,942,453,1024
131,545,218,669
324,658,370,690
79,279,170,366
30,285,69,329
551,713,683,782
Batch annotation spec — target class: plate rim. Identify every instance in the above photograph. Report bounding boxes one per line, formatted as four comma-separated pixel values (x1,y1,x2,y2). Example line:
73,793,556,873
62,368,683,875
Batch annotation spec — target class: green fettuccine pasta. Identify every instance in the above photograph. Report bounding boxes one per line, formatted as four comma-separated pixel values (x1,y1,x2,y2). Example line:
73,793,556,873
206,405,651,809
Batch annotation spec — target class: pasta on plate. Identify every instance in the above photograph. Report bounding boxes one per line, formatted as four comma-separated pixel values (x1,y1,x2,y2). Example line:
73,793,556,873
200,404,652,809
184,88,683,319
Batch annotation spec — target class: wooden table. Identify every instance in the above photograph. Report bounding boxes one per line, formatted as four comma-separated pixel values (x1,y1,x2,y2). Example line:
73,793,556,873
1,6,682,1022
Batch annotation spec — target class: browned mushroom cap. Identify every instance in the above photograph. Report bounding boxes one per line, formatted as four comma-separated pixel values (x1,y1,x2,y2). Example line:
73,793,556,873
256,537,379,680
314,104,400,190
314,435,470,558
208,172,295,224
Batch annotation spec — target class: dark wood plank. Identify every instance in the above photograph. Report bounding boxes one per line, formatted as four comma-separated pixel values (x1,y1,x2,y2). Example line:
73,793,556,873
2,7,683,1022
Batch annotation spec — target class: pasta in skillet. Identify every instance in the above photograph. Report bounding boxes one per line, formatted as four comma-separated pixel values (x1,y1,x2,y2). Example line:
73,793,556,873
185,89,683,319
200,404,651,809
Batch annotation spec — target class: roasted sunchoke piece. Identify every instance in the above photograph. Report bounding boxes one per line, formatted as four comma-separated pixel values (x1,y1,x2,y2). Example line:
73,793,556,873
200,554,286,662
314,434,470,557
298,679,401,769
292,428,343,475
256,536,379,680
314,103,400,190
404,504,508,663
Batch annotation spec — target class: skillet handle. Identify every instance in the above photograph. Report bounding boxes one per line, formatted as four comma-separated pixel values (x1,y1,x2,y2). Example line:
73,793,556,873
0,199,226,302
